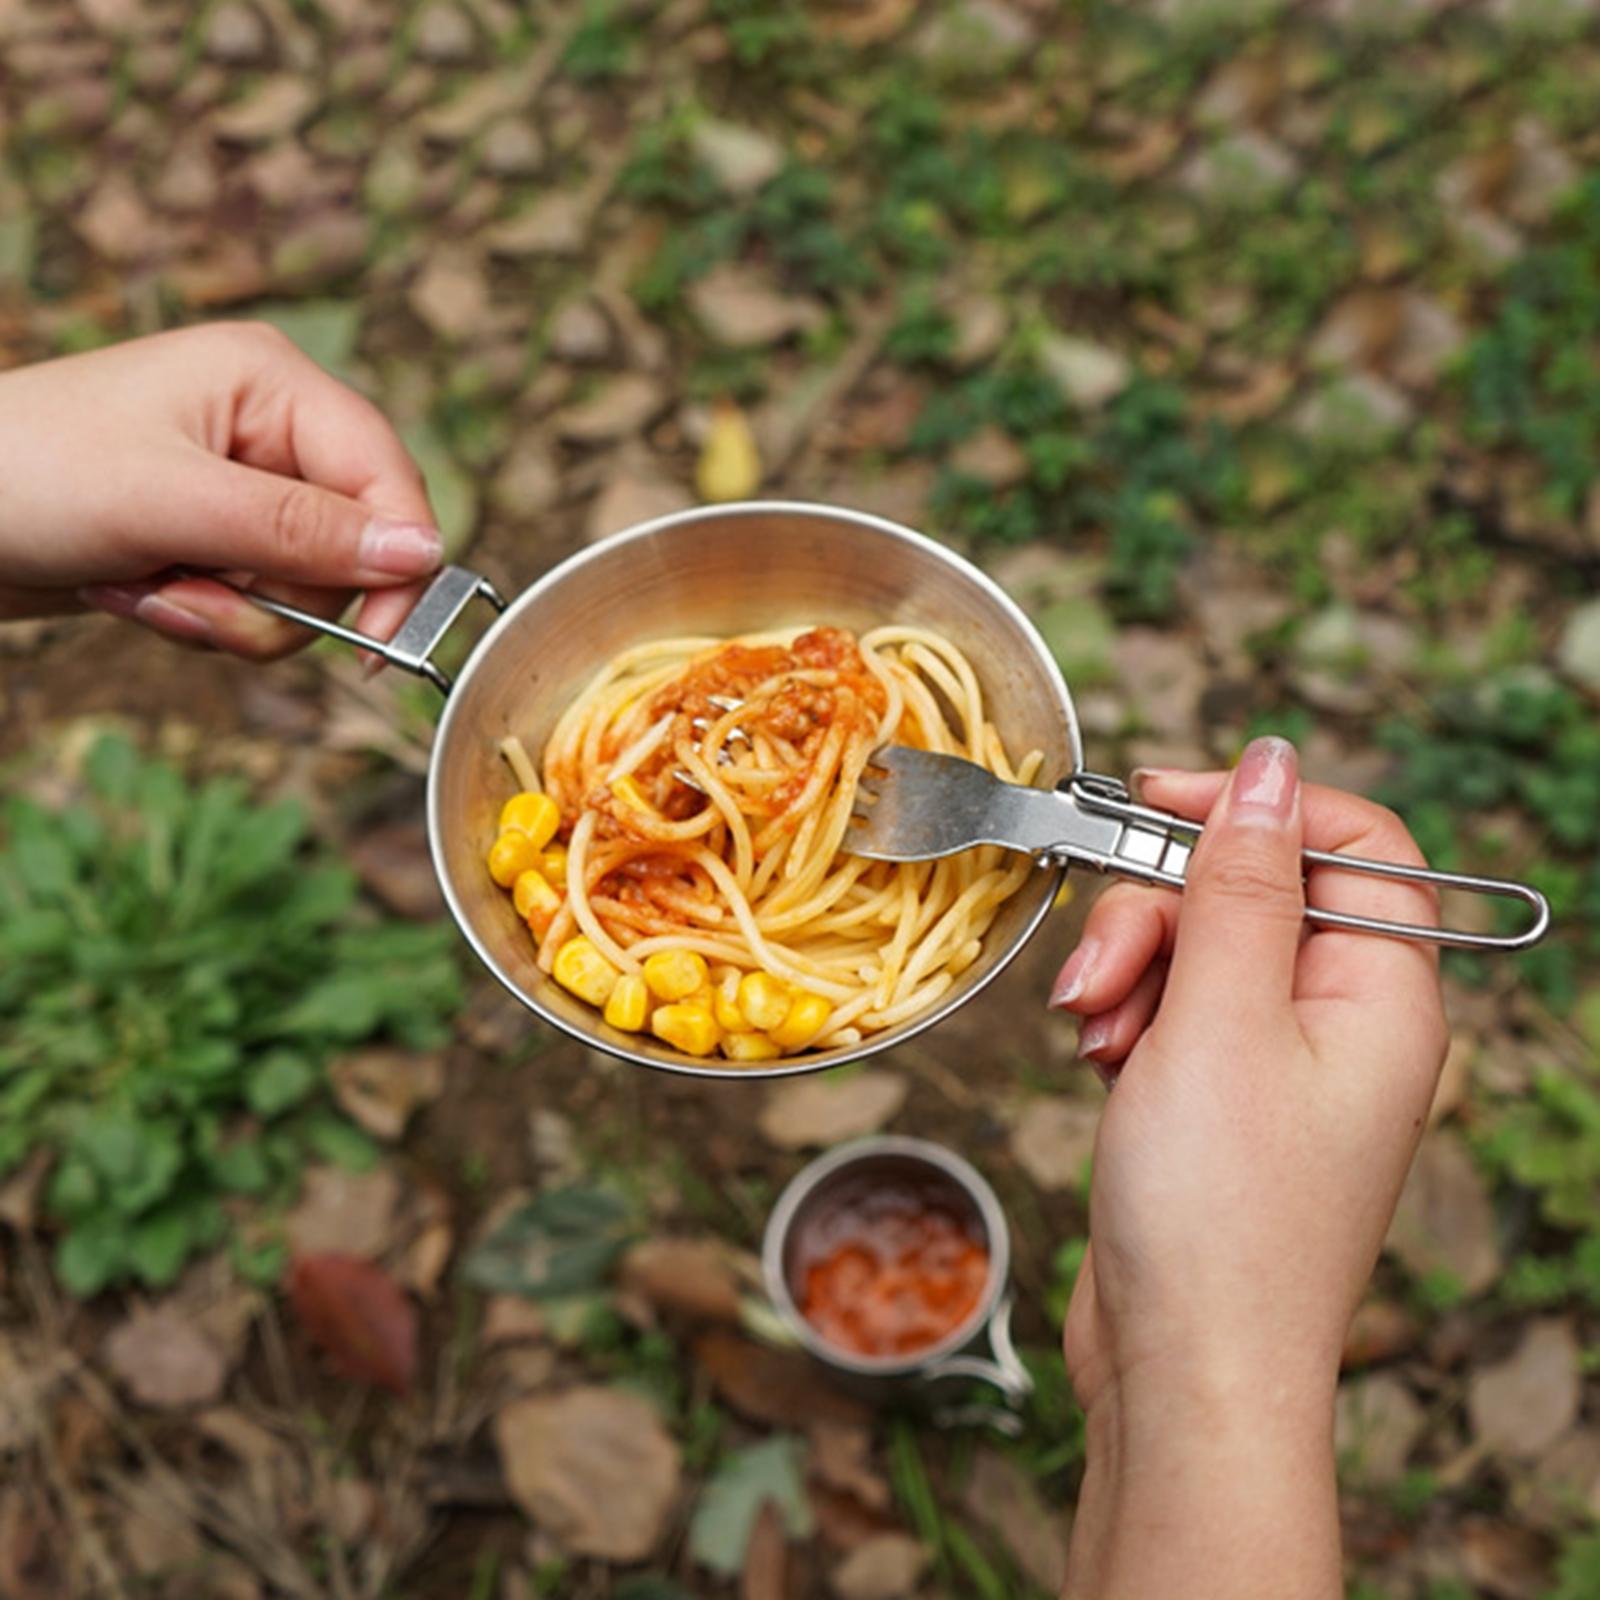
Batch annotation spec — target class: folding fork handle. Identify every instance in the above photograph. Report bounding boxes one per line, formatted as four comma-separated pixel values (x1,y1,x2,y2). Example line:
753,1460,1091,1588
1052,773,1552,953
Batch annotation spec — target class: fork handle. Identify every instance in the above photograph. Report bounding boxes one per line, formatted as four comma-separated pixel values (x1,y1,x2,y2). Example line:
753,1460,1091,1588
1049,773,1550,953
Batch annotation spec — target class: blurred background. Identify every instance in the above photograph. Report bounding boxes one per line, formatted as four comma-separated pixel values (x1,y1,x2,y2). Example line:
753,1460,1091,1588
1,0,1598,1596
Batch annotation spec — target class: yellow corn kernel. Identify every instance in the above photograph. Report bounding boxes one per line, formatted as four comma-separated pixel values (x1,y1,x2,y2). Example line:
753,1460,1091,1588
512,867,559,922
769,990,833,1050
499,791,560,850
603,973,650,1033
712,971,747,1033
642,949,709,1002
723,1031,781,1063
540,843,569,889
610,775,649,812
488,831,542,888
651,1002,721,1057
738,971,792,1033
552,937,620,1008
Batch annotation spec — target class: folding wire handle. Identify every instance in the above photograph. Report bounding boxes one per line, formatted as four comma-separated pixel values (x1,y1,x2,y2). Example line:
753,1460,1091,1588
1058,773,1552,953
210,565,506,693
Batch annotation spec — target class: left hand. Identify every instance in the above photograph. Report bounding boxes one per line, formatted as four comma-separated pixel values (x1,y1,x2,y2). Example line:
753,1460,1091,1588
0,322,442,660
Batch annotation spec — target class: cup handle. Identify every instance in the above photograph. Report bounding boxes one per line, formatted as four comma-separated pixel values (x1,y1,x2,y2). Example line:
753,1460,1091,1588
207,565,507,694
921,1293,1034,1429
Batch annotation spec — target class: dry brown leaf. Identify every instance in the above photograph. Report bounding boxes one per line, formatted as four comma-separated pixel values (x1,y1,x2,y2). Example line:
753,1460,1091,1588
482,1295,548,1349
0,1335,73,1452
1459,1516,1553,1600
494,1386,680,1561
808,1420,890,1511
742,1498,789,1600
619,1238,743,1324
409,249,492,341
757,1071,907,1150
103,1304,228,1409
1008,1097,1099,1192
962,1448,1068,1593
1384,1131,1502,1296
1468,1318,1582,1460
1341,1299,1421,1369
1334,1372,1426,1485
554,375,668,445
829,1532,928,1600
211,74,317,141
286,1164,401,1260
586,472,693,543
329,1048,446,1141
347,822,445,920
693,1329,869,1429
1521,1427,1600,1530
687,264,826,349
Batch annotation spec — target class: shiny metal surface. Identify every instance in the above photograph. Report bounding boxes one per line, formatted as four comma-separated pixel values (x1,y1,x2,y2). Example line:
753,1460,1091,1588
851,749,1554,952
427,501,1079,1080
760,1136,1031,1407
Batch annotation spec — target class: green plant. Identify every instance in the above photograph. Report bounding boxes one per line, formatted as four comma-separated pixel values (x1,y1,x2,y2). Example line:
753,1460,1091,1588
561,1,637,81
1546,1530,1600,1600
0,736,460,1295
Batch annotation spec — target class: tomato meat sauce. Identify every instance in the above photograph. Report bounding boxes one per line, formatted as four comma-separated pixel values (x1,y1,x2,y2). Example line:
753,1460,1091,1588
791,1175,990,1359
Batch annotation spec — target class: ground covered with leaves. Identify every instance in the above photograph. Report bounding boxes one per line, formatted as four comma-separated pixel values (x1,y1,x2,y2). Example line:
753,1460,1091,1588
1,0,1599,1596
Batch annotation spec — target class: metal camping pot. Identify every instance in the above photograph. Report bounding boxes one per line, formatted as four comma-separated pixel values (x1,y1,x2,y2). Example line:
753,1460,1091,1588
231,499,1550,1079
760,1136,1032,1420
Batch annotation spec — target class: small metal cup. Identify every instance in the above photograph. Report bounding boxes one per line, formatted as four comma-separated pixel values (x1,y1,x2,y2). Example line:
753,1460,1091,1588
761,1136,1032,1422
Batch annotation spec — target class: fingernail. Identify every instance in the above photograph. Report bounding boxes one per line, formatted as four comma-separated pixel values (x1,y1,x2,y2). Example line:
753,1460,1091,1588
134,593,215,645
1229,736,1298,826
1078,1013,1116,1061
359,519,441,578
1049,938,1100,1009
79,583,150,620
1129,766,1176,800
361,652,386,680
1090,1059,1119,1092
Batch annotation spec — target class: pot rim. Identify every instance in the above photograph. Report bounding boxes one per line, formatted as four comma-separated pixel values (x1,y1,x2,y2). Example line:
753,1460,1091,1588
425,499,1082,1079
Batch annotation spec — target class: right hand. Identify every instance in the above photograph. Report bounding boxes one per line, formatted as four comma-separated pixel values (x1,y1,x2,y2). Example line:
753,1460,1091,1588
1048,736,1448,1598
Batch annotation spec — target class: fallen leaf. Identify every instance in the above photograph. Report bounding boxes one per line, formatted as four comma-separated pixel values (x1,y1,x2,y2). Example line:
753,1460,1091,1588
0,1485,63,1600
329,1048,445,1141
742,1498,788,1600
211,74,317,142
495,1386,680,1561
1341,1299,1421,1369
348,820,446,919
1008,1097,1099,1192
620,1238,743,1324
289,1254,418,1394
462,1185,636,1299
696,399,763,502
399,1217,454,1298
829,1532,928,1600
409,248,492,341
808,1420,890,1511
1459,1516,1553,1600
114,1471,202,1577
286,1164,401,1260
587,473,692,543
554,375,668,444
0,1335,73,1450
482,1295,547,1348
693,1329,868,1428
757,1071,907,1149
1385,1131,1502,1296
74,174,163,262
1037,333,1131,409
483,194,588,257
961,1447,1067,1593
103,1304,228,1409
691,119,785,196
687,264,826,349
1428,1031,1476,1127
949,425,1027,489
1468,1318,1582,1460
1521,1428,1600,1530
690,1435,812,1577
1334,1372,1426,1485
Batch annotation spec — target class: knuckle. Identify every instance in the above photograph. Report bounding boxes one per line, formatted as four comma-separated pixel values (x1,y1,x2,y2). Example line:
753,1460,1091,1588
1199,849,1298,910
269,482,328,565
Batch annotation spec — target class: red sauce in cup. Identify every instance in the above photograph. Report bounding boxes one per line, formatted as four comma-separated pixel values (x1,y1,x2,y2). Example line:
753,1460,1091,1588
792,1176,989,1359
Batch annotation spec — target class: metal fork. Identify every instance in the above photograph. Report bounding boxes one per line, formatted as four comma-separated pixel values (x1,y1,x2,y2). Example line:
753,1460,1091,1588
846,746,1551,952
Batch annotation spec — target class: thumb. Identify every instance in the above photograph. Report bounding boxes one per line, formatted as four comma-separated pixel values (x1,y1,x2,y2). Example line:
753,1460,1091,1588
1162,736,1305,1024
147,449,441,588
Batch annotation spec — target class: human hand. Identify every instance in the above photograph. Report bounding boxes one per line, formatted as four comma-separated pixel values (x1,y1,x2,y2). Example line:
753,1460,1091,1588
1049,736,1447,1599
0,324,441,660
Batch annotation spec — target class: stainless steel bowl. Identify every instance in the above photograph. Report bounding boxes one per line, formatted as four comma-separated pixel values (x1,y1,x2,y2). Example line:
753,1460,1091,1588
426,502,1078,1078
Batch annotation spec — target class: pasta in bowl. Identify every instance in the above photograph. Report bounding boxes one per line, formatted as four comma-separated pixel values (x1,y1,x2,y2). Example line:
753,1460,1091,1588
483,623,1044,1063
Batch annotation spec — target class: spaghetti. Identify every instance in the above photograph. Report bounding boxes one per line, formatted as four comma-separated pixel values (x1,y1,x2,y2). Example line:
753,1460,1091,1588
485,624,1043,1063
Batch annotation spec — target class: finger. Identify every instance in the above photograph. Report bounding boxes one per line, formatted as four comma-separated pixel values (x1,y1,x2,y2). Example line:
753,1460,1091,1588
228,325,436,526
1048,881,1179,1015
1136,766,1443,1025
82,574,353,661
1160,736,1305,1028
134,446,441,590
1076,958,1169,1084
350,581,428,676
